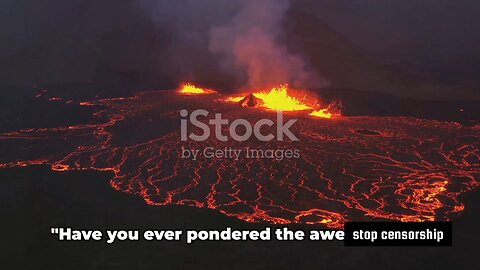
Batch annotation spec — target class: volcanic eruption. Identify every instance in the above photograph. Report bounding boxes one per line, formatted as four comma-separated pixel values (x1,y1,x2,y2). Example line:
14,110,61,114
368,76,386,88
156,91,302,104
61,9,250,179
0,0,478,230
179,83,217,95
225,84,338,118
0,84,479,228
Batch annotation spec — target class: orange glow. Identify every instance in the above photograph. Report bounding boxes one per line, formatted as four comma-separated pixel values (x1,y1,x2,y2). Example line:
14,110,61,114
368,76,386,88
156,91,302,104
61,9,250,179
226,85,312,111
1,89,478,228
226,96,244,102
225,84,338,118
252,85,312,111
178,83,216,95
309,109,333,119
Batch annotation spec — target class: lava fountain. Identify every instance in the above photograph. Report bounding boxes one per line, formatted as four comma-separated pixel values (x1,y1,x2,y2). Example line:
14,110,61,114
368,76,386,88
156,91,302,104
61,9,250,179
225,84,338,118
178,83,217,95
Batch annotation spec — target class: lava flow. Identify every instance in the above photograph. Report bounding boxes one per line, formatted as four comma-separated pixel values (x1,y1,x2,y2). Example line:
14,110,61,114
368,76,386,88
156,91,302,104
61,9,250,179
225,84,337,118
0,87,479,228
309,109,332,118
178,83,217,95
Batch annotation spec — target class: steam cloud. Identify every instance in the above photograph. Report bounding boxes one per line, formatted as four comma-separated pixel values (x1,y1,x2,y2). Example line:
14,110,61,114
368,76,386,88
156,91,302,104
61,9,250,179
139,0,326,90
209,0,325,89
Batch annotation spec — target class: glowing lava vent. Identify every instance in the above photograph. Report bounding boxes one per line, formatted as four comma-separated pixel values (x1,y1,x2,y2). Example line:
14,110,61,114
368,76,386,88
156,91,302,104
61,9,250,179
226,85,338,118
178,83,216,95
309,109,333,119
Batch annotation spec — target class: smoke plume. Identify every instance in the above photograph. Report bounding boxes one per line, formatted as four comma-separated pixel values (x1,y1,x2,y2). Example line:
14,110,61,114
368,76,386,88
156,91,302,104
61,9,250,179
209,0,326,89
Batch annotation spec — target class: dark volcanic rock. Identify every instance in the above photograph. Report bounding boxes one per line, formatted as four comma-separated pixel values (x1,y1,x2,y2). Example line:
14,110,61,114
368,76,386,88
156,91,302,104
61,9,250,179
239,93,263,108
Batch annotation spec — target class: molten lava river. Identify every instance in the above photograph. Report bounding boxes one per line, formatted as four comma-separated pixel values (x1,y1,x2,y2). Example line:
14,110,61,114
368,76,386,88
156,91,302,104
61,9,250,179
1,85,479,228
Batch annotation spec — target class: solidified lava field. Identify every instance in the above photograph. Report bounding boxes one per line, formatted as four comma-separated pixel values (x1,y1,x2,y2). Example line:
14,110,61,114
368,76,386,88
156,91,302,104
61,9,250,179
1,90,479,228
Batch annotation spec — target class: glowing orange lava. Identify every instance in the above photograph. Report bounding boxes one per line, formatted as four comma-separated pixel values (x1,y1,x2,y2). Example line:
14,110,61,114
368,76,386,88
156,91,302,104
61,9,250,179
226,96,245,102
178,83,216,95
309,109,333,119
252,85,311,111
226,85,336,118
1,90,479,228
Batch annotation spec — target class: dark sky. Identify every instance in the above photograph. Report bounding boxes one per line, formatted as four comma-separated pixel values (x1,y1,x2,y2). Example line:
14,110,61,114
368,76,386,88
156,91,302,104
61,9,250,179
294,0,480,59
1,0,479,98
3,0,478,58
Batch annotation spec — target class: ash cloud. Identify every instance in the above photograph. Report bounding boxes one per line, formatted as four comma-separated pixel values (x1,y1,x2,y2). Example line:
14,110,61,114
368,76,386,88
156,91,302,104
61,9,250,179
139,0,327,90
0,0,325,90
209,0,326,89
